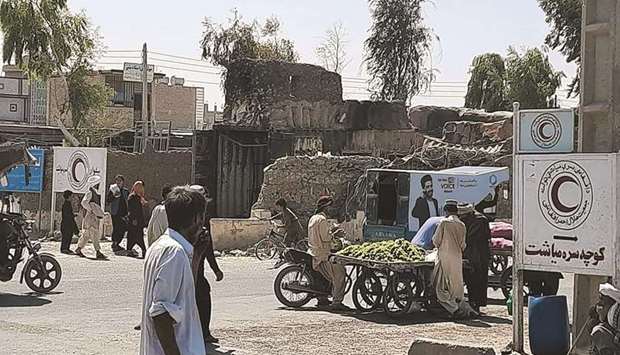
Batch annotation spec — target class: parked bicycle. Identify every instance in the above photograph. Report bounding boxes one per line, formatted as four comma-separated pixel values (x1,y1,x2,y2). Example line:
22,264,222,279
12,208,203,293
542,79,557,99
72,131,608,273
255,221,309,260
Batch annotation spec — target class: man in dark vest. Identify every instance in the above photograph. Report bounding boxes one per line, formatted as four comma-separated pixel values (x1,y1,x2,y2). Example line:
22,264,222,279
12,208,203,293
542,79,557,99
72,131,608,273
107,174,129,253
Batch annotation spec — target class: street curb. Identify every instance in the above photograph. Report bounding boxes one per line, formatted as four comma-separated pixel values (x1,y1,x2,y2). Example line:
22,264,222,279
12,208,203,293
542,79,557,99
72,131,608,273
409,338,496,355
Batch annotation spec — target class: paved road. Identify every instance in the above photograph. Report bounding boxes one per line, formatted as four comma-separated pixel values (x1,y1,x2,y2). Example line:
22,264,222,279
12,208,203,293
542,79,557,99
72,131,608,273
0,242,574,355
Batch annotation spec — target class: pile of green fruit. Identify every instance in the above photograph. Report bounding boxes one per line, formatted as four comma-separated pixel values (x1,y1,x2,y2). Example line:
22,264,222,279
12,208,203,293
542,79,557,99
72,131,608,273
336,239,425,263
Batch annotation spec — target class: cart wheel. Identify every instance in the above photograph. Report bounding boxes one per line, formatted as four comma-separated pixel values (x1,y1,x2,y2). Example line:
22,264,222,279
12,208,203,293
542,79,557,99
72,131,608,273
490,255,509,275
383,273,415,318
352,270,384,312
255,238,278,260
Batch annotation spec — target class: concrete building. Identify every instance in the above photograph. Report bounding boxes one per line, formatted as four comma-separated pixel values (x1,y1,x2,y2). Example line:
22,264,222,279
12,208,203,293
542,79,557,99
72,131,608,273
0,65,47,126
47,69,204,132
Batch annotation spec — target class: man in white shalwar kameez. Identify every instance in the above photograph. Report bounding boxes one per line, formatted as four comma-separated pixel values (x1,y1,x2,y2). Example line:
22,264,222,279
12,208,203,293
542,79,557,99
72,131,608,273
432,199,476,318
75,176,107,260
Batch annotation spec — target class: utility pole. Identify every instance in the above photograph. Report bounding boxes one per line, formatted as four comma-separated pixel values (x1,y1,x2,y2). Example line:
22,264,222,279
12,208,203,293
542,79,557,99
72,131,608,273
141,43,149,152
572,0,618,350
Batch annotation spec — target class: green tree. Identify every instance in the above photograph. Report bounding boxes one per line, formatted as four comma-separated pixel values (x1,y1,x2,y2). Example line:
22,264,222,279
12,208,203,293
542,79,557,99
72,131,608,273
505,47,564,109
200,11,298,68
364,0,435,102
0,0,112,145
464,53,507,112
538,0,582,97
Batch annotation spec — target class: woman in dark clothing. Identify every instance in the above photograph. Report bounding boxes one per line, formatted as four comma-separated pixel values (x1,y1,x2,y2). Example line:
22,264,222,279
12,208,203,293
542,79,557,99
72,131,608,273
60,190,79,254
126,181,147,258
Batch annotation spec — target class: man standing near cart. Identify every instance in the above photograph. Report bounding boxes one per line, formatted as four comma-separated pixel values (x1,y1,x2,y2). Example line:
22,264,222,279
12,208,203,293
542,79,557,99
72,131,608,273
432,199,476,319
308,196,350,312
459,202,491,314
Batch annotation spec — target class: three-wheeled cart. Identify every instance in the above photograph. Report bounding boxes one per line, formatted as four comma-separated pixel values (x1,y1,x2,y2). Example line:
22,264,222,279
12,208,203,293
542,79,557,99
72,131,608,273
329,254,439,317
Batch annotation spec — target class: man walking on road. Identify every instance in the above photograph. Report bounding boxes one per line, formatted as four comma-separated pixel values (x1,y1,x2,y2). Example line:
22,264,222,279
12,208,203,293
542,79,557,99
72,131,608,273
459,203,491,313
75,176,106,260
189,185,223,344
308,196,349,312
140,186,206,355
432,199,476,319
107,175,129,253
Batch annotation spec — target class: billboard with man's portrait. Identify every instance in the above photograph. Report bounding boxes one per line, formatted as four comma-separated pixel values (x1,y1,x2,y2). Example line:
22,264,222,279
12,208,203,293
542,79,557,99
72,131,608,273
408,167,510,233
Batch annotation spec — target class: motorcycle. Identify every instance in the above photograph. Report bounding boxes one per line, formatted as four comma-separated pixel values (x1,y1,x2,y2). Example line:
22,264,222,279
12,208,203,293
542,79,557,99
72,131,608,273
273,247,353,308
0,212,62,293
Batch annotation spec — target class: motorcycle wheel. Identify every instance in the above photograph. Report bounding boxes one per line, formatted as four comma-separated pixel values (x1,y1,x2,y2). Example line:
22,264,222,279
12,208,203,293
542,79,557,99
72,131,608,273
490,255,509,275
255,238,278,260
352,270,383,312
274,264,314,308
24,254,62,293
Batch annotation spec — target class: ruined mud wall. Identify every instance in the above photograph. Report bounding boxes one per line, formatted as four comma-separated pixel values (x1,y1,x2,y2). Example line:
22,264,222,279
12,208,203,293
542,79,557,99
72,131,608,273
253,155,388,232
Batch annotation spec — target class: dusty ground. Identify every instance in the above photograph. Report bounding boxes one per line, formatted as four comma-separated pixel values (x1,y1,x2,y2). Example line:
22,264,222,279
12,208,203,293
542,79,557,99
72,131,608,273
0,242,573,355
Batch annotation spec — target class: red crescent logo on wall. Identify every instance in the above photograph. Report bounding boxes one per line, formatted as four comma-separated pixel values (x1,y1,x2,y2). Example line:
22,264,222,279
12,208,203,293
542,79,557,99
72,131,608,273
538,161,592,230
531,113,562,149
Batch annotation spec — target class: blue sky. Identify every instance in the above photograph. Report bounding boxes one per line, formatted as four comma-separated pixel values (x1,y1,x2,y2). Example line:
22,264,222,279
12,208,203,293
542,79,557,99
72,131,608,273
68,0,578,107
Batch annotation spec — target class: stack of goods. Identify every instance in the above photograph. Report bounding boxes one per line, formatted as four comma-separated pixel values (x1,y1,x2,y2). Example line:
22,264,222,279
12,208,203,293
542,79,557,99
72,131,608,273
337,239,425,263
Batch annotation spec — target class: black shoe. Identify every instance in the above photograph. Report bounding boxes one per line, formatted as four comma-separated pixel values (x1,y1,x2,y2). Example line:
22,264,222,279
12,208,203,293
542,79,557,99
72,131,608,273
204,334,219,344
60,249,75,255
75,248,86,258
112,244,125,252
96,252,108,260
134,324,141,331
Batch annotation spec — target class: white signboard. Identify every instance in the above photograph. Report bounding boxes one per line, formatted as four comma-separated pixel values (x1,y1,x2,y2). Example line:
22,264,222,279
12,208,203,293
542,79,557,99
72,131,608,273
516,154,617,276
123,62,154,83
52,147,107,194
516,108,575,154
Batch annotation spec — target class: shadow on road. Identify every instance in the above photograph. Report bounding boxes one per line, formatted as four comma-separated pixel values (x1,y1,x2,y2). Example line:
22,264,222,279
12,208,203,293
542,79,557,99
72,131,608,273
278,305,512,327
206,343,236,355
0,292,53,307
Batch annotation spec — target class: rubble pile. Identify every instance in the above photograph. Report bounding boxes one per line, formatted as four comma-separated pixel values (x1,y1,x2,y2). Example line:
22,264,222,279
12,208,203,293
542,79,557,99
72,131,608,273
442,120,512,146
253,154,388,229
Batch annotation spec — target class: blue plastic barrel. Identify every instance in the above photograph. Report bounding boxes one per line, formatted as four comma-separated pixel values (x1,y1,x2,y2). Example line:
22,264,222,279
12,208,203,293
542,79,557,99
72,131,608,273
528,295,570,355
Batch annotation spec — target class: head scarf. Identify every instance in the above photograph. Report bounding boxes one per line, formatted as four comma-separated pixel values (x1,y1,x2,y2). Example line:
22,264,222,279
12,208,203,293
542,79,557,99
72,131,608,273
457,203,475,215
600,283,620,331
316,196,333,213
131,180,147,205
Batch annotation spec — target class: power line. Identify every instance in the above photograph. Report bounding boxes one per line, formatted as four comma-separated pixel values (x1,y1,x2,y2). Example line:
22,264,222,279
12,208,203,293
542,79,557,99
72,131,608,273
153,64,222,75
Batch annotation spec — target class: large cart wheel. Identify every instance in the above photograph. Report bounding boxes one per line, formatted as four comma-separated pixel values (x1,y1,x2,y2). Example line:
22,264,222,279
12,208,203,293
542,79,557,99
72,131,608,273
352,269,384,312
383,273,415,318
490,254,509,275
24,254,62,294
274,265,314,308
255,238,278,260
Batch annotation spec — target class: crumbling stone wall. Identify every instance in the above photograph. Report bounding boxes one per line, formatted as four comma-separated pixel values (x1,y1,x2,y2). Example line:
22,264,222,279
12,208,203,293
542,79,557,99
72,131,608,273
443,120,512,145
253,154,388,232
409,105,512,135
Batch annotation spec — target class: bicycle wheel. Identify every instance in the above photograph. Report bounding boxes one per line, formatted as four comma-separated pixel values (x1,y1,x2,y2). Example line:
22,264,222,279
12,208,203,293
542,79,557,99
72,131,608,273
255,238,278,260
295,239,309,251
